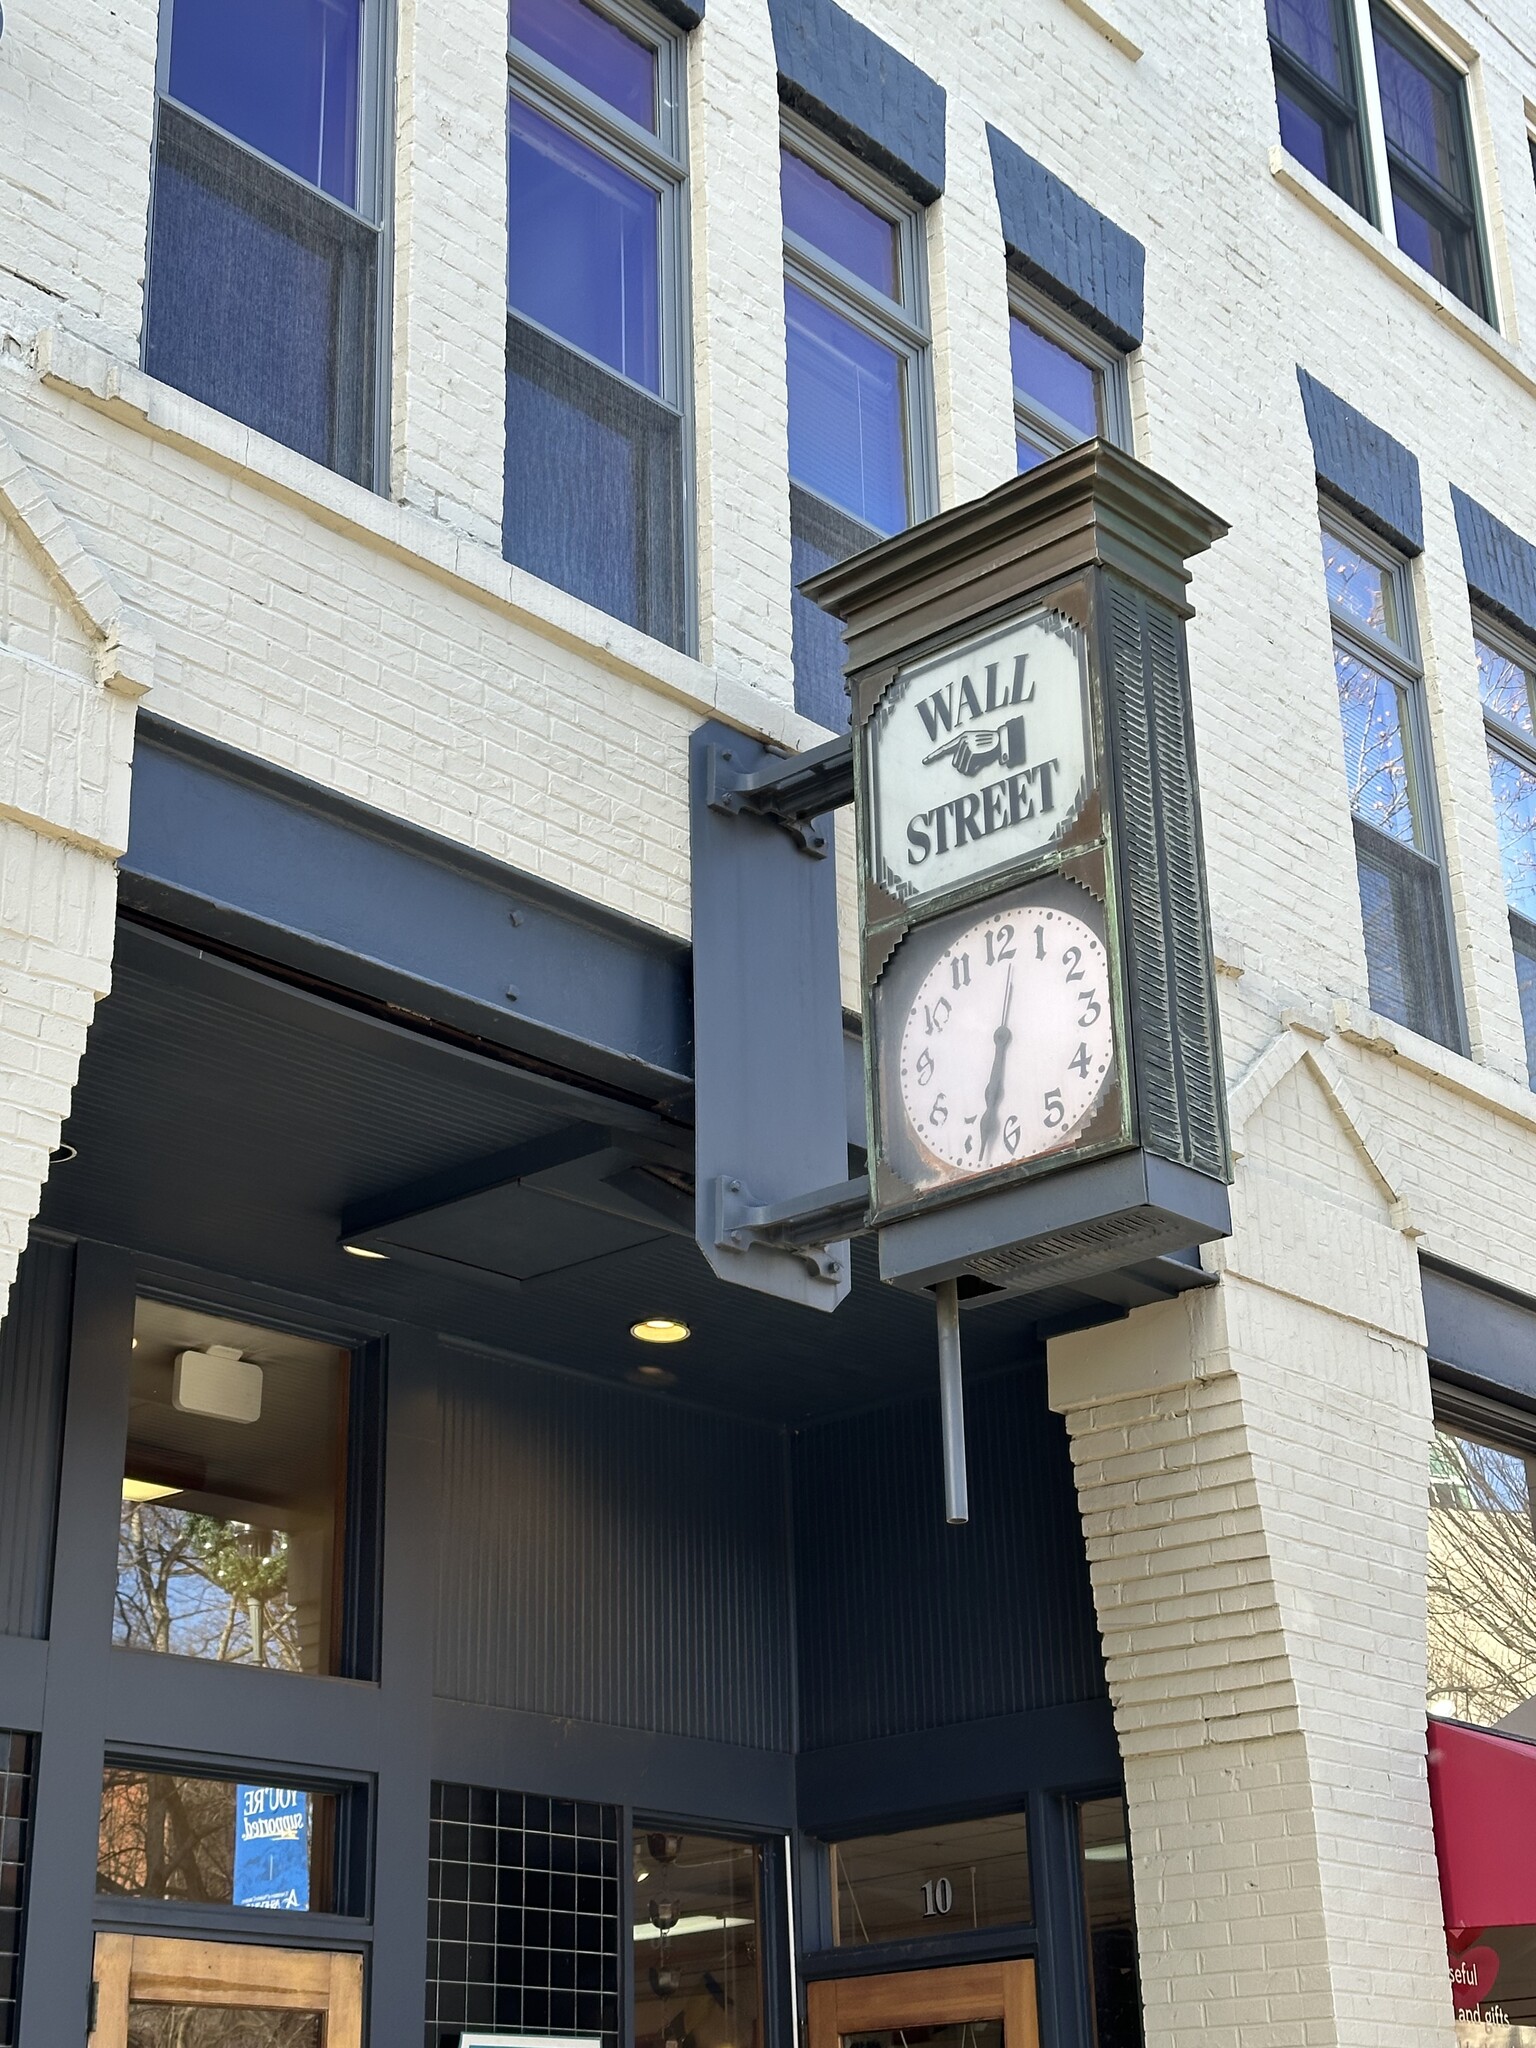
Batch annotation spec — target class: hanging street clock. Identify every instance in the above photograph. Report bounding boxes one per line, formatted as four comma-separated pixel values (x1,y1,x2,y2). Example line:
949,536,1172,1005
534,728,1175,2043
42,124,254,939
803,440,1234,1302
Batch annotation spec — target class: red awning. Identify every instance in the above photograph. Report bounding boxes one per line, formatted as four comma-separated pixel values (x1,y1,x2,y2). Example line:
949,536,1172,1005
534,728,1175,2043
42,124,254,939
1429,1718,1536,1931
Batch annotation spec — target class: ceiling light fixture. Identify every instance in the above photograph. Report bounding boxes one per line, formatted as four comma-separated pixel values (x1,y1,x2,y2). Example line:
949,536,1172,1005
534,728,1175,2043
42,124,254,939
630,1317,689,1344
344,1244,390,1261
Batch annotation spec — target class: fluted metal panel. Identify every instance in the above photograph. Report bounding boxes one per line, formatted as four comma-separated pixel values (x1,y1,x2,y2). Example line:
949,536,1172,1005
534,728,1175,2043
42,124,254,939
1104,573,1229,1182
435,1355,793,1750
793,1366,1104,1750
0,1241,73,1639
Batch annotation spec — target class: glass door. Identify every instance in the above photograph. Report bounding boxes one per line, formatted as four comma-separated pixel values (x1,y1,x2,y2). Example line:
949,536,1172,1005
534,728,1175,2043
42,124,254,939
91,1934,363,2047
808,1960,1039,2048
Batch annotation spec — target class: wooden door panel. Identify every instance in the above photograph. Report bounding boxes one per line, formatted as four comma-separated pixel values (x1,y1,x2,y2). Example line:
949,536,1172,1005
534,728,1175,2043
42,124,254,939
808,1959,1038,2048
91,1934,364,2048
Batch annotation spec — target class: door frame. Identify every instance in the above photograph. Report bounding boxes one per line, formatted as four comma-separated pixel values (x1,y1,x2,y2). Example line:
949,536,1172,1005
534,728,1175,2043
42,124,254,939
92,1932,364,2045
807,1958,1040,2048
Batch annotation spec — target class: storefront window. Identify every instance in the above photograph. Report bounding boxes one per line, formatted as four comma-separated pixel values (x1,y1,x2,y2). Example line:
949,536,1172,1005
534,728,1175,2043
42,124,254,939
1427,1415,1536,1731
829,1814,1032,1946
96,1765,355,1913
632,1828,761,2048
1078,1798,1142,2048
425,1785,621,2042
1448,1927,1536,2035
116,1301,351,1674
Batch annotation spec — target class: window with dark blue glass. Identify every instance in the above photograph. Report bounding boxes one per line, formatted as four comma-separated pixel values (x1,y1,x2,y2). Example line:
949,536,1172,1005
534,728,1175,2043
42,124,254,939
505,0,691,651
144,0,386,486
1010,286,1130,475
1369,5,1489,317
1266,0,1372,217
782,129,933,730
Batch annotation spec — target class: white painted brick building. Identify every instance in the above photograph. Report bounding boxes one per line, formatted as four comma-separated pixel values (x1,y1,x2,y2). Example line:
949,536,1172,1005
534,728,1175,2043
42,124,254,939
3,0,1536,2040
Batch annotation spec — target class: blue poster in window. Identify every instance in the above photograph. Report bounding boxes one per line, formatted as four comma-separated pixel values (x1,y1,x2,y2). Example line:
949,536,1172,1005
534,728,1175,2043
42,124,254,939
233,1784,310,1910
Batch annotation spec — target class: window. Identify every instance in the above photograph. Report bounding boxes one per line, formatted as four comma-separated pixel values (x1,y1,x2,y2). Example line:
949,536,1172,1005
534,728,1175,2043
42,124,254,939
115,1300,368,1677
828,1813,1032,1946
1427,1396,1536,1730
1266,0,1371,216
144,0,387,484
1078,1799,1142,2048
0,1735,33,2048
505,0,691,651
1010,289,1130,473
425,1784,622,2043
632,1827,761,2048
97,1765,364,1915
1266,0,1492,319
1322,518,1461,1046
1474,624,1536,1084
782,127,934,730
1371,6,1489,318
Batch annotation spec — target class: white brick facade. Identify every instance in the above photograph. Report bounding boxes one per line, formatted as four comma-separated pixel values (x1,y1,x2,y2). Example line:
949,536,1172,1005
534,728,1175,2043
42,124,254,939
4,0,1536,2036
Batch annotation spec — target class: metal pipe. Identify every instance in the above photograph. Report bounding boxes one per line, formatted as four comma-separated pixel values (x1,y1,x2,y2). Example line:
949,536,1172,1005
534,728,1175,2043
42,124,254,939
935,1277,969,1525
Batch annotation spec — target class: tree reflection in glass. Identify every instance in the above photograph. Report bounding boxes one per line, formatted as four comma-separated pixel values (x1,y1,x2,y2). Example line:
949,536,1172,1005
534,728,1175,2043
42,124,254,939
1334,647,1418,844
115,1302,349,1673
1427,1423,1536,1732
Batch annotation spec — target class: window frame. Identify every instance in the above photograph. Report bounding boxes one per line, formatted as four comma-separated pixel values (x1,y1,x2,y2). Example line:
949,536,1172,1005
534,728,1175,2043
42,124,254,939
1367,0,1493,322
1321,505,1467,1049
1473,610,1536,1083
116,1282,385,1686
147,0,396,489
1268,0,1496,324
1266,0,1376,221
780,112,938,540
93,1749,373,1933
505,0,696,651
1007,281,1132,468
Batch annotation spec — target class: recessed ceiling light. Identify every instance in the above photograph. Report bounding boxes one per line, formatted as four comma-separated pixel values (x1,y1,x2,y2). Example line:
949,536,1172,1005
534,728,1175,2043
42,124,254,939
122,1477,181,1504
344,1244,389,1261
630,1317,689,1344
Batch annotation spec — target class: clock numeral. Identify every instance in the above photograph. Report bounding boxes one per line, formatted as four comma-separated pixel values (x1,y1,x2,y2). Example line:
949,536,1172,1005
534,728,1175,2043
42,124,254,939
950,953,971,991
1003,1114,1021,1156
1062,946,1084,983
985,924,1016,966
930,1092,949,1127
916,1047,934,1086
1069,1041,1092,1079
1077,990,1102,1027
1043,1089,1065,1129
924,997,952,1036
1034,924,1046,960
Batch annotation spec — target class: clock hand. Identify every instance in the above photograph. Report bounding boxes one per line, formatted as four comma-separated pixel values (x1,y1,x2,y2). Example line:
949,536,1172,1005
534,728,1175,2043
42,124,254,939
976,965,1014,1163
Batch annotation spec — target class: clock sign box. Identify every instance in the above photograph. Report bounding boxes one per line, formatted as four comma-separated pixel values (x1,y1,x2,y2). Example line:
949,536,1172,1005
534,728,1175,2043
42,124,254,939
805,440,1234,1299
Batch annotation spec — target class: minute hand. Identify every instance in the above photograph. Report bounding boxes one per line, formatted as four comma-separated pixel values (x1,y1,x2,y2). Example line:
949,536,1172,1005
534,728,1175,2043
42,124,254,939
976,966,1014,1164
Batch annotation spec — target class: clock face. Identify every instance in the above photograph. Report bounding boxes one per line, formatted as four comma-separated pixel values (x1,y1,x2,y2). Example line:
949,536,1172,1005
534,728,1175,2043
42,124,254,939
897,901,1114,1175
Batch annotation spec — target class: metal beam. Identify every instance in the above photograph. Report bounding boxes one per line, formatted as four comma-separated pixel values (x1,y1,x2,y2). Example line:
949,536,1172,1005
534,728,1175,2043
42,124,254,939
121,715,693,1109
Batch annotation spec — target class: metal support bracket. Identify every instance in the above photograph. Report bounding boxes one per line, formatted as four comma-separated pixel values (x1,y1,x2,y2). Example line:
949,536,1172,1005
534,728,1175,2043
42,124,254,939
707,1173,868,1285
702,734,855,858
